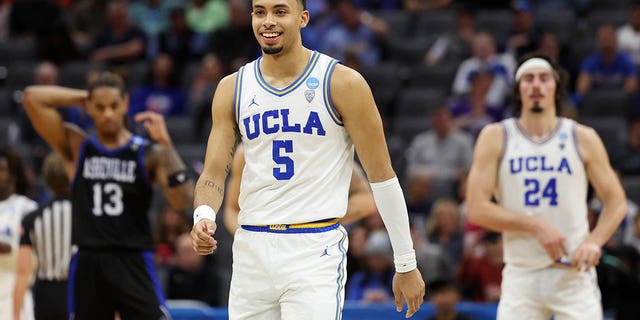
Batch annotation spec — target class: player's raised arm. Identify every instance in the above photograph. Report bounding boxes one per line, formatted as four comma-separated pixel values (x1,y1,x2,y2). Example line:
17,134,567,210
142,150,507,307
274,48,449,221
135,111,194,210
22,86,87,162
467,124,567,261
331,64,425,318
191,73,239,254
572,125,626,270
223,144,245,236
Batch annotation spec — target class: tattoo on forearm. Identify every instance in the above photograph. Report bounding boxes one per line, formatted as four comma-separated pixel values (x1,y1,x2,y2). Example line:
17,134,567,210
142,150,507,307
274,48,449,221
204,180,224,196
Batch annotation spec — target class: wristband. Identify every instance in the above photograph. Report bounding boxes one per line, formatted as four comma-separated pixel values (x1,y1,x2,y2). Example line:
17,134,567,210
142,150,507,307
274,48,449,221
193,205,216,224
168,170,189,187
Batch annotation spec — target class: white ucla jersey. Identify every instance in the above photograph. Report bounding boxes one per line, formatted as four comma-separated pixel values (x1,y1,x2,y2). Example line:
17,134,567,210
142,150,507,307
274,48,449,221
234,51,353,225
0,194,37,272
497,118,588,270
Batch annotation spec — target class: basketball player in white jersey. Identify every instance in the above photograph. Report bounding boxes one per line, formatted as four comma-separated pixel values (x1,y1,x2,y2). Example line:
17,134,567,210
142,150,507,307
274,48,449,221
0,150,37,320
190,0,425,319
223,145,377,235
467,54,627,319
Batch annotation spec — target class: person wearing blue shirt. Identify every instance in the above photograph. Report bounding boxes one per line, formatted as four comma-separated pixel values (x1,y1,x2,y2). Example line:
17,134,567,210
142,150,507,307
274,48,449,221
576,24,638,101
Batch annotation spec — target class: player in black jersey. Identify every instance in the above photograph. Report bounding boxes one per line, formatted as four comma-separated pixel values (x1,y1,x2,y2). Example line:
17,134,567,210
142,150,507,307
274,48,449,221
22,72,194,320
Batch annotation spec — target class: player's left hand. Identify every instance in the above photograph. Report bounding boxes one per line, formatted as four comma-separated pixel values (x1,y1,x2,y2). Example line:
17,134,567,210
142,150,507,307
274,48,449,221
134,111,172,146
571,239,601,272
392,268,425,318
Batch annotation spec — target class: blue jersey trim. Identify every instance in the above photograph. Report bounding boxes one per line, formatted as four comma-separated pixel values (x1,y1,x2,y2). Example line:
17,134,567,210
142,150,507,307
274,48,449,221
234,67,245,124
334,227,347,320
323,59,343,126
142,251,167,307
67,251,79,318
254,51,320,97
89,135,135,155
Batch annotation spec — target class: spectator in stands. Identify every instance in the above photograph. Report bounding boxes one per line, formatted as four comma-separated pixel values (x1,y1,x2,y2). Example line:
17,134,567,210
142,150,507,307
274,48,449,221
456,232,504,303
166,233,218,305
159,6,208,71
620,117,640,175
452,32,515,106
628,214,640,254
406,173,433,218
154,204,190,266
354,0,401,10
413,222,456,285
450,69,504,139
426,199,464,268
589,171,639,251
405,108,474,198
185,0,229,34
424,8,475,66
537,32,578,89
129,53,187,116
427,279,471,320
69,0,109,51
617,2,640,67
190,53,225,138
404,0,453,13
504,0,542,59
320,0,387,67
346,230,395,303
89,0,146,67
575,24,638,101
346,224,369,279
128,0,179,57
208,0,260,73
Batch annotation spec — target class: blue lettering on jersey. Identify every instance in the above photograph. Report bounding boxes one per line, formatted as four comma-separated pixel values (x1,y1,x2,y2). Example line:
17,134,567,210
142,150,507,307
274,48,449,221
243,108,326,140
509,156,572,175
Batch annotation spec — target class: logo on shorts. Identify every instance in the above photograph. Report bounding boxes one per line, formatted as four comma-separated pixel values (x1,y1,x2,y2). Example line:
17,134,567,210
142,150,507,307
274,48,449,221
320,246,330,257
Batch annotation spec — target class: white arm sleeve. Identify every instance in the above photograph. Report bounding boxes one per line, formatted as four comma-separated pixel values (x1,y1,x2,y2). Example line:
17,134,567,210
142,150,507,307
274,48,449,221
370,177,417,273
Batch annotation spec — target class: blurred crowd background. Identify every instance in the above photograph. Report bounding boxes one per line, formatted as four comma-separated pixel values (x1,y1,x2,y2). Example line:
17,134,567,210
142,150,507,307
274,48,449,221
2,0,640,318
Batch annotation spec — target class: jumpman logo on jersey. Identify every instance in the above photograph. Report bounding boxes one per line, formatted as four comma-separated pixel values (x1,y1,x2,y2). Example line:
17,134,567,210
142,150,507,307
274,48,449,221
320,246,330,257
248,95,259,108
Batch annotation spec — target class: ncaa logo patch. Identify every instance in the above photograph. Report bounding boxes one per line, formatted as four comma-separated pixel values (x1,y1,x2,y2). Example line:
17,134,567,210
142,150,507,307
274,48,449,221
306,77,319,89
305,90,315,102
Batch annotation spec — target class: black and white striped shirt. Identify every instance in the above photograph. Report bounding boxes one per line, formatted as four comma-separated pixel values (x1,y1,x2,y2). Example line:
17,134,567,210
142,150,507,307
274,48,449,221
20,196,74,281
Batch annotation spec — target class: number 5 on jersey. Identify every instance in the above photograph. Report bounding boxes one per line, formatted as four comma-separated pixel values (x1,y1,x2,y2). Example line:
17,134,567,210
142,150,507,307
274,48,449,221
273,140,294,180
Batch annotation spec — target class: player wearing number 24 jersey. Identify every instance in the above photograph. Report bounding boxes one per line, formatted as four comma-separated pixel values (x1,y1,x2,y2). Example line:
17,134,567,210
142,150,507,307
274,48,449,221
467,54,627,320
22,73,193,319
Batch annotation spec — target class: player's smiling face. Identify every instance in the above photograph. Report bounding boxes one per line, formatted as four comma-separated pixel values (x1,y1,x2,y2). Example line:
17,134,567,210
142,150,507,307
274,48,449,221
252,0,309,55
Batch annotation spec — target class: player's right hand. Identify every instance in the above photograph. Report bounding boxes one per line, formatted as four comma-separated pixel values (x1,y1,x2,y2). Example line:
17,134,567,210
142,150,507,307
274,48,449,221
531,216,567,261
392,268,425,318
191,219,218,255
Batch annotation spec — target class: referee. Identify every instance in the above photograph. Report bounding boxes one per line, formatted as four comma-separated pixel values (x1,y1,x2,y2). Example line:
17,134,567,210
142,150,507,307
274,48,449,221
14,153,73,319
